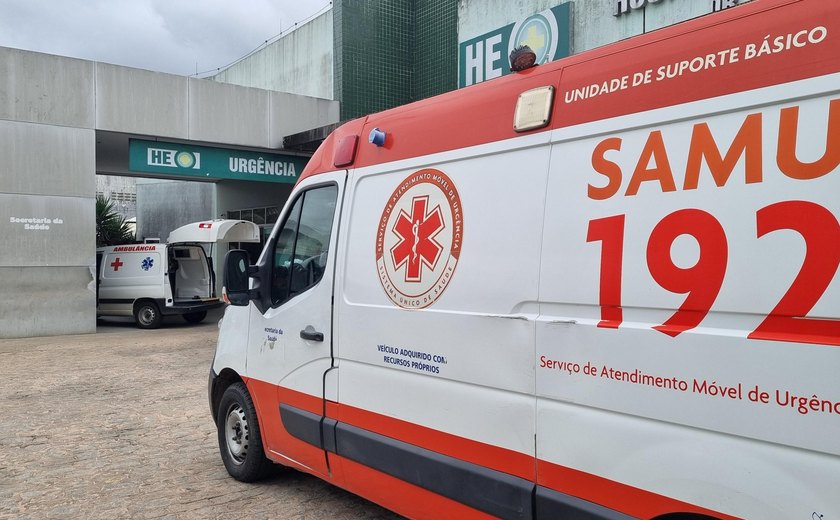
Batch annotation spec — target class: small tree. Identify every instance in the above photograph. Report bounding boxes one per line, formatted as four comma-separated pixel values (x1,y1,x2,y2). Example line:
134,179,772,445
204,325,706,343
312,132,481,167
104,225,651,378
96,194,134,247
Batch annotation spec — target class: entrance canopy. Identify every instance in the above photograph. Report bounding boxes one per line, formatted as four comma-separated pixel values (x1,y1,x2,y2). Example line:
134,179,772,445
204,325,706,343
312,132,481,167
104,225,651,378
128,139,306,184
167,219,260,244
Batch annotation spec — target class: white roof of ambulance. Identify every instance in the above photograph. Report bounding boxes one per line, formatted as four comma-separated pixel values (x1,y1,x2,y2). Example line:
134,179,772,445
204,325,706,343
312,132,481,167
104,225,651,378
166,219,260,244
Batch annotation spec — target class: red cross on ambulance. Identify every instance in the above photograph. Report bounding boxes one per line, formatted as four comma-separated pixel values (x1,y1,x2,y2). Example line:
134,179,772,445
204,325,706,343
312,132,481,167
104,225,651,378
391,195,444,282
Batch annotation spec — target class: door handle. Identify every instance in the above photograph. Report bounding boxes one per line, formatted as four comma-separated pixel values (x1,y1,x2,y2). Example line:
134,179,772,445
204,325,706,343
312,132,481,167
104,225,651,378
300,326,324,342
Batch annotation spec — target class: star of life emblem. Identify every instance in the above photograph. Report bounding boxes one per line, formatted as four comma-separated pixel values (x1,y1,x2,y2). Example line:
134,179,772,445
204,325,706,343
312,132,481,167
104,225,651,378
376,169,463,309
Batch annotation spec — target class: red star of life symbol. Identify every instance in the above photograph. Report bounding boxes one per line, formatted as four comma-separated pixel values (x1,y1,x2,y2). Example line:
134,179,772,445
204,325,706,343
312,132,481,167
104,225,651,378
390,195,445,282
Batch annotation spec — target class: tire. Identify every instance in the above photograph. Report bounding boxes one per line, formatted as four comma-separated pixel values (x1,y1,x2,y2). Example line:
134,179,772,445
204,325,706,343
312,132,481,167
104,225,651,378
182,311,207,324
134,301,162,329
217,382,272,482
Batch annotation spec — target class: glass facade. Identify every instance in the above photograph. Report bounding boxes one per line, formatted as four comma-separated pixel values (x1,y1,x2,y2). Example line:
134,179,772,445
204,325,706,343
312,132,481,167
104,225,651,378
334,0,458,120
415,0,458,100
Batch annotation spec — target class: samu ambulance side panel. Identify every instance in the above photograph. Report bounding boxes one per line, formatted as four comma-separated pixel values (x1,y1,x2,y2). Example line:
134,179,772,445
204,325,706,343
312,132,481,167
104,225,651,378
536,2,840,518
331,129,551,516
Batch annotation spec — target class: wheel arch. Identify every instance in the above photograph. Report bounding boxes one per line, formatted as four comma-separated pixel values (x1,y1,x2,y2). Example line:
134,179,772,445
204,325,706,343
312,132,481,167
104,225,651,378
211,368,244,423
132,297,158,313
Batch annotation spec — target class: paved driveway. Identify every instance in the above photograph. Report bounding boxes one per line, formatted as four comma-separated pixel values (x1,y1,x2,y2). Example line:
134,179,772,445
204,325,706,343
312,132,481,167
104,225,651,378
0,312,399,519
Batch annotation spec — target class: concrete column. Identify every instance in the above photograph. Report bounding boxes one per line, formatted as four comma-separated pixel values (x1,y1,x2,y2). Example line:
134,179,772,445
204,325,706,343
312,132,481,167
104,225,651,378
0,48,96,338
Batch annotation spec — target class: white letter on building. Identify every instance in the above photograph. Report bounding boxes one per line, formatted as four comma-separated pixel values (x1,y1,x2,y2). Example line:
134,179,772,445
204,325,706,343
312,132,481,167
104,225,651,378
485,34,503,81
464,40,484,85
614,0,629,16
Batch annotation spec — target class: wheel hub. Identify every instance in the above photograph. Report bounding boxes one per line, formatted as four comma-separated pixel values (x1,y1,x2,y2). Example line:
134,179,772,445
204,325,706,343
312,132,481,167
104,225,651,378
224,404,249,464
139,307,156,325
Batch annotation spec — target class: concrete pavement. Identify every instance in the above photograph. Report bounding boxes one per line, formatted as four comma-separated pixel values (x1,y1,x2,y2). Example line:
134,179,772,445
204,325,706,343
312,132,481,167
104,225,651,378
0,310,400,519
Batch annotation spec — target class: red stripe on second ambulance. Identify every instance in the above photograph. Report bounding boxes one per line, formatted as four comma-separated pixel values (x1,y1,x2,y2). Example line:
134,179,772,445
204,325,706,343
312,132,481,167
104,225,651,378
254,382,735,518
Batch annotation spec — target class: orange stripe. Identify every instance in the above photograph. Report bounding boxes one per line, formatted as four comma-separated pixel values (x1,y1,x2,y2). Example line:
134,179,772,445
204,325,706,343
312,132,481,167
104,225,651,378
331,399,536,481
330,455,496,520
259,383,737,518
333,397,738,518
538,460,742,520
244,378,329,476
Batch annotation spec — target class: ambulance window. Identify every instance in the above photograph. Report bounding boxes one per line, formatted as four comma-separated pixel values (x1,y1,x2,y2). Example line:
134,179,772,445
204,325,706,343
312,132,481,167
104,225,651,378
270,184,338,306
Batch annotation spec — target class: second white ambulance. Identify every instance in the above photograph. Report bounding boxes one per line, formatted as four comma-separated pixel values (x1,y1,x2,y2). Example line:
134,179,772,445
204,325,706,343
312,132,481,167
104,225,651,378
97,219,258,328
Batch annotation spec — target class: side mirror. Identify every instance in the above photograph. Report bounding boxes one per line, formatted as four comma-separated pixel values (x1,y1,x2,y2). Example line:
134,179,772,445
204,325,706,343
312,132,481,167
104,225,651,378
223,250,254,306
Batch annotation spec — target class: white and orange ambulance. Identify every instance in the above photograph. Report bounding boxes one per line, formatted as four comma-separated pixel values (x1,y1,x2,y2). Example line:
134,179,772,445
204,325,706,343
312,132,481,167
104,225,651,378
209,1,840,517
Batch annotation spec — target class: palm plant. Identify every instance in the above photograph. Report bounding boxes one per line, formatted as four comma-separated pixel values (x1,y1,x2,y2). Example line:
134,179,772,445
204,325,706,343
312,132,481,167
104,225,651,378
96,194,134,247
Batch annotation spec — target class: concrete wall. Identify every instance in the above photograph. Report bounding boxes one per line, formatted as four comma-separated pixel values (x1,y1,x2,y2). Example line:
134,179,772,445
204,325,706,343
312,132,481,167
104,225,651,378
0,48,96,338
0,46,337,338
135,179,216,242
270,92,339,144
96,63,337,149
211,11,334,100
95,64,189,139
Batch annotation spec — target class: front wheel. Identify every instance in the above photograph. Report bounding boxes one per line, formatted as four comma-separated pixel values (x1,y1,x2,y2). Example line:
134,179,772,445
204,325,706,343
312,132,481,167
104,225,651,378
134,301,162,329
217,382,273,482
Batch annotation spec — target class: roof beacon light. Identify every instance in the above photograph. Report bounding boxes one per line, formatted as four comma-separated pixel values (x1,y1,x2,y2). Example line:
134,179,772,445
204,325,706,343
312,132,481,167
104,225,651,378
509,45,537,72
369,128,386,147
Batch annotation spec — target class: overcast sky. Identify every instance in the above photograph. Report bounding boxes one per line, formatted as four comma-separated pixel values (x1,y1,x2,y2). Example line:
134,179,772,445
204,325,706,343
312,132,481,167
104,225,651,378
0,0,330,77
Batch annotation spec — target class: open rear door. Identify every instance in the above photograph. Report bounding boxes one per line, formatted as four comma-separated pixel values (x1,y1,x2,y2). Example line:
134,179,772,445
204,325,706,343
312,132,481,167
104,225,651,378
166,219,260,244
166,220,261,300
